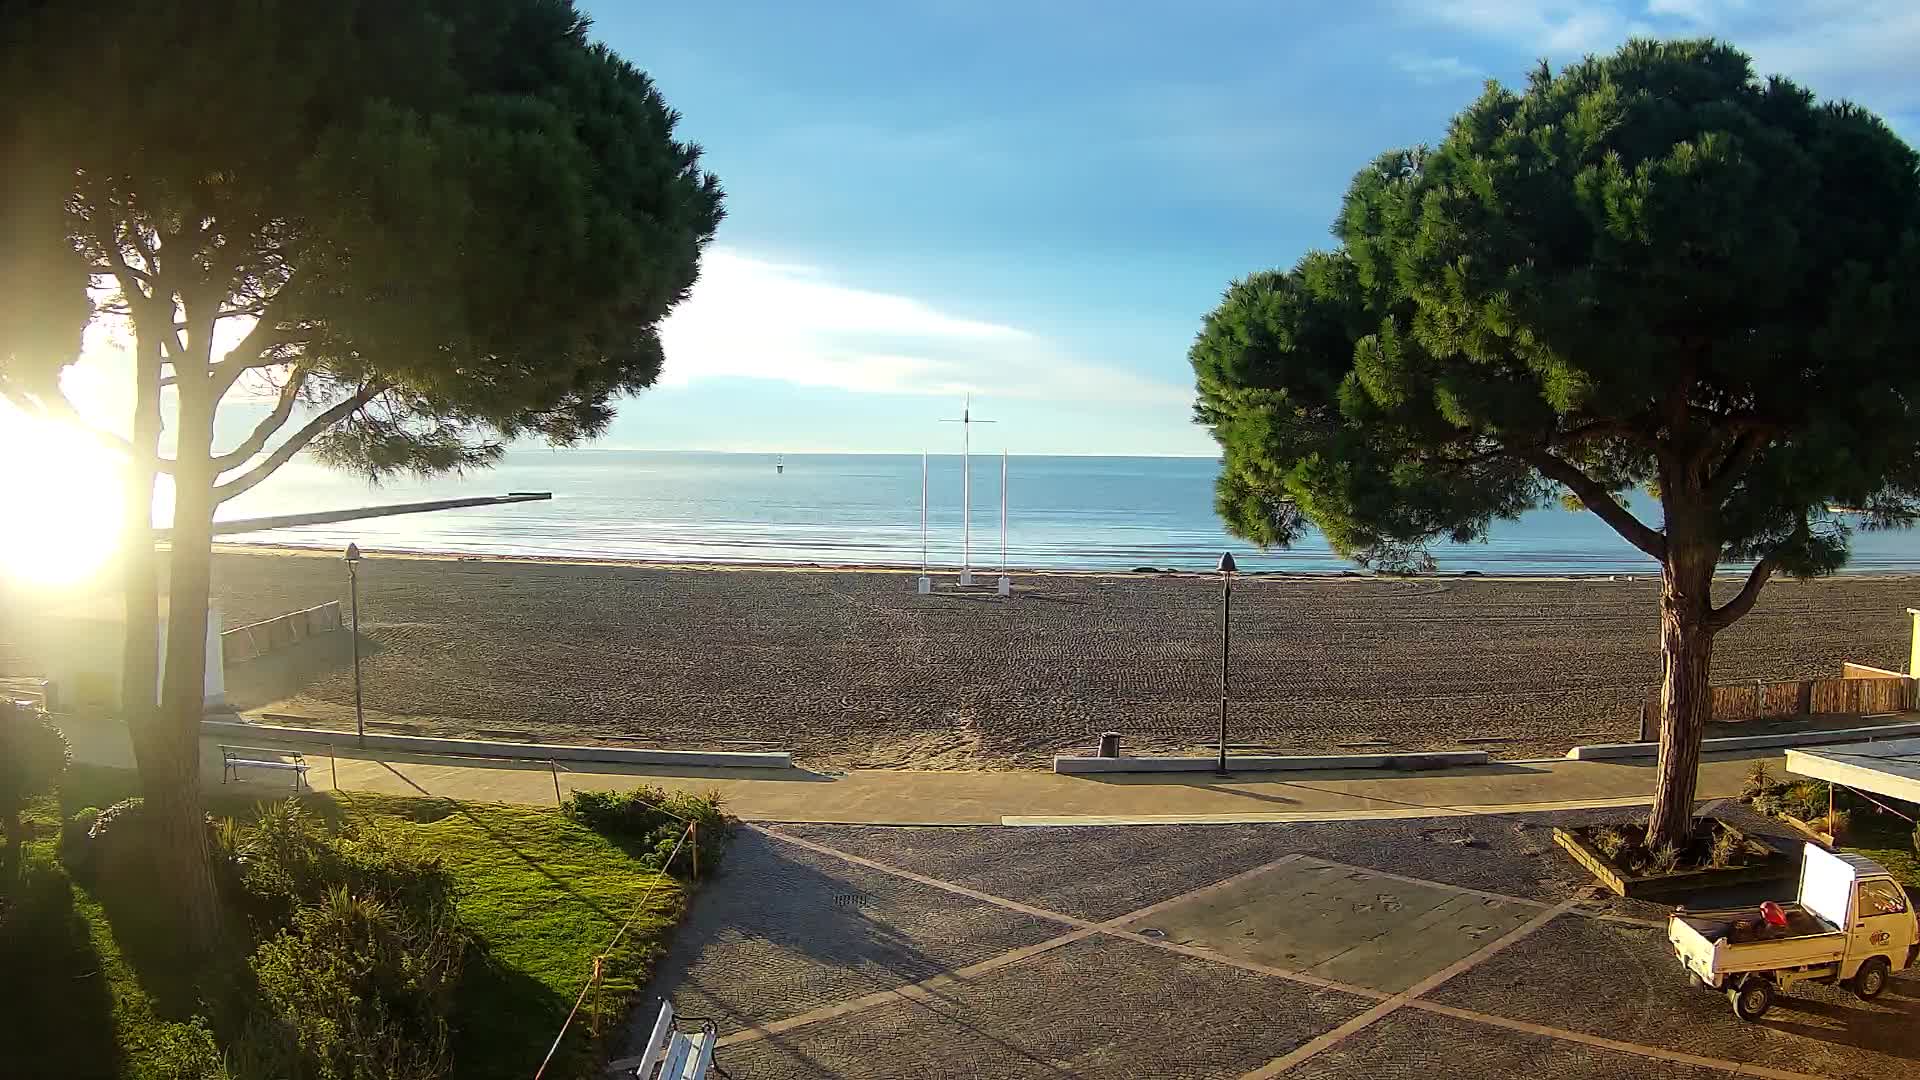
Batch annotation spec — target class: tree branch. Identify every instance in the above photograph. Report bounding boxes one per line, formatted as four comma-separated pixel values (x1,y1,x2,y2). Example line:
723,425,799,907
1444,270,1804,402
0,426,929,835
0,377,175,472
209,317,292,398
1550,417,1652,450
1521,450,1669,560
1707,551,1781,631
213,385,379,503
1707,427,1770,502
210,367,311,470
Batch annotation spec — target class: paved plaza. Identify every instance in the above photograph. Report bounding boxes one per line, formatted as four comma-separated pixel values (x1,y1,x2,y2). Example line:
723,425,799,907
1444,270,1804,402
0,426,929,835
637,810,1919,1079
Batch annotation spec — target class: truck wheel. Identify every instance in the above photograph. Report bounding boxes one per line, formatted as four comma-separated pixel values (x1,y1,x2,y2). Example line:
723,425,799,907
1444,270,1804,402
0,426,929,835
1729,979,1774,1021
1851,958,1891,1001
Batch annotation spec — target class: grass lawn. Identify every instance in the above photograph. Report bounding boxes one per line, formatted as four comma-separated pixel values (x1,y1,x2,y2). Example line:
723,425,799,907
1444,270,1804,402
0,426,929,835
1841,802,1920,895
2,764,703,1080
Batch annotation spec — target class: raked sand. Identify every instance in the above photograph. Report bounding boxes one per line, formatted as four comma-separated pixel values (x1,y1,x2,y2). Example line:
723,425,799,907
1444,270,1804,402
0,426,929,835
68,548,1903,770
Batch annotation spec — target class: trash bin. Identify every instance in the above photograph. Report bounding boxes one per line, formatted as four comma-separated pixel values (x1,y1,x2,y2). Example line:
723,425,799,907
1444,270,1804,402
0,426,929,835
1097,731,1121,758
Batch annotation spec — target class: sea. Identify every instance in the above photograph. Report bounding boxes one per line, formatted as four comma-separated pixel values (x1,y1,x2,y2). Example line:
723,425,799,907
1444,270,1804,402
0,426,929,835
211,450,1920,575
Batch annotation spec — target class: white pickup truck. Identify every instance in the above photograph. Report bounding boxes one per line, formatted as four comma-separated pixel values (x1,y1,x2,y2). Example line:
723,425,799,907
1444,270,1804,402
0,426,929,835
1669,844,1917,1021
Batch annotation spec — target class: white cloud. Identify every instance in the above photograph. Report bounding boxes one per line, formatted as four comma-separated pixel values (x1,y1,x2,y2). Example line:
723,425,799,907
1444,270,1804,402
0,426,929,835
1413,1,1920,122
1392,53,1485,84
657,248,1190,407
1425,1,1631,55
1644,0,1716,21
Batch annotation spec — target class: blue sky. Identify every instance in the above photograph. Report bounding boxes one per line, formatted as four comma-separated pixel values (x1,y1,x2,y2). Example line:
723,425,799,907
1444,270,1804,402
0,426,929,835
30,1,1920,461
578,0,1920,456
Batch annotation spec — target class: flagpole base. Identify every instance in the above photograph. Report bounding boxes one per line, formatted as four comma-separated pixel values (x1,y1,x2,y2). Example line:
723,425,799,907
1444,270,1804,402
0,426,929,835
996,575,1011,596
959,570,974,587
917,576,931,595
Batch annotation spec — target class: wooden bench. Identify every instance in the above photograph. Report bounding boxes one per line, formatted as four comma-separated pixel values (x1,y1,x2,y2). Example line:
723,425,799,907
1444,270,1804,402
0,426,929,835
220,745,310,791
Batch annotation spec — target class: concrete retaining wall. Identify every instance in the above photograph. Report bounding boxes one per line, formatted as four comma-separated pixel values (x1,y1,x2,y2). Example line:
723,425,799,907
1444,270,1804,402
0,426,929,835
200,719,794,770
1054,750,1489,775
222,602,343,664
1568,719,1920,761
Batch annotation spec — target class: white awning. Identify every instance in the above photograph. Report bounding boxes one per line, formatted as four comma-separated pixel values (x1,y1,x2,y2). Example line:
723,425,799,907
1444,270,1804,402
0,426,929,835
1786,737,1920,803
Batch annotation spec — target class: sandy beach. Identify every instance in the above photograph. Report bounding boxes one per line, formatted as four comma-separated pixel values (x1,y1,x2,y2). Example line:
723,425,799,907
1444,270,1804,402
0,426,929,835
61,548,1889,769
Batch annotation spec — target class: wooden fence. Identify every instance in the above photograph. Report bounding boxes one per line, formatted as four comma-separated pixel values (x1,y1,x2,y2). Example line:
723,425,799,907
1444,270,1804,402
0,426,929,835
1638,662,1915,739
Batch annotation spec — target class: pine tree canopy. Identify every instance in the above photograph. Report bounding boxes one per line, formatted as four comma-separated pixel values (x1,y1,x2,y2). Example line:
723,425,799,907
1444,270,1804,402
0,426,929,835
1,0,724,477
1192,39,1920,583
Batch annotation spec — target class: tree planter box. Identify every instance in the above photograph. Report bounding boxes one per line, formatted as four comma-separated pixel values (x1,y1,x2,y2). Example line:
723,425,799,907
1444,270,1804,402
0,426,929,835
1552,825,1792,900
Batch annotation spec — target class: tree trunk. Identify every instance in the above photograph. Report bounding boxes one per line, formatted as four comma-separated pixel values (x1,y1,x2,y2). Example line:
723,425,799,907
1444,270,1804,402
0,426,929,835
121,336,162,784
152,337,224,948
1646,541,1717,851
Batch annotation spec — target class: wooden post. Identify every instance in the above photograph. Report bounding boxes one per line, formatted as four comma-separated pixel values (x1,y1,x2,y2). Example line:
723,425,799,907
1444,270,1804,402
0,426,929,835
690,822,699,881
588,956,603,1036
330,745,338,790
551,760,563,807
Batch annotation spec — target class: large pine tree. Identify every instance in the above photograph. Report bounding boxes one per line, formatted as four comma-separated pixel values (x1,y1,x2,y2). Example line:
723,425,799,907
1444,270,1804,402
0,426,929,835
1,0,723,942
1192,40,1920,849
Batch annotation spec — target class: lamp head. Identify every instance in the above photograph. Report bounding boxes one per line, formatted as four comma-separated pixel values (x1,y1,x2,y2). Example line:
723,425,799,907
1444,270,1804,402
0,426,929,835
345,543,363,564
1217,551,1237,575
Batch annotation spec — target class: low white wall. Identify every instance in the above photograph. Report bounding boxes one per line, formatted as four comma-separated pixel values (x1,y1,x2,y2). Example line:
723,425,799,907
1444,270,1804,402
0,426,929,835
1054,750,1490,775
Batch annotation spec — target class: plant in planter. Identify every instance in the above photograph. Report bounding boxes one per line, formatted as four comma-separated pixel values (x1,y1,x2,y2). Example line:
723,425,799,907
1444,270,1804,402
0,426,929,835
1742,777,1854,842
1555,817,1788,898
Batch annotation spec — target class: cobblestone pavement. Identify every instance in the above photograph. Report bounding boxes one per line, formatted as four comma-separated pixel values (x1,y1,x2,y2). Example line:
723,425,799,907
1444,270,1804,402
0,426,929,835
634,812,1919,1079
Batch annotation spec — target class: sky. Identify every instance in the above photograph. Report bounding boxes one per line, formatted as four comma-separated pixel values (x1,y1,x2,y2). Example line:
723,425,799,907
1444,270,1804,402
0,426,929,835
28,0,1920,460
579,0,1920,455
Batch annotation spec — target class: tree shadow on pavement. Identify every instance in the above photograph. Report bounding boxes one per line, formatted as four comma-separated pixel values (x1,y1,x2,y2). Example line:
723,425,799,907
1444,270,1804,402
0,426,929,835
1761,990,1920,1061
637,830,1079,1077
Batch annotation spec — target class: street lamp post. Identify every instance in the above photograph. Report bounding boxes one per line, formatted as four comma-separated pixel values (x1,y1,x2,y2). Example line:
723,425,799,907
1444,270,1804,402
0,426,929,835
1216,551,1236,775
345,543,365,748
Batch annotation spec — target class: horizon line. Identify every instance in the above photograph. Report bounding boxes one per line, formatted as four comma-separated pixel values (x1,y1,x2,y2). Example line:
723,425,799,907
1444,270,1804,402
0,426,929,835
524,446,1224,460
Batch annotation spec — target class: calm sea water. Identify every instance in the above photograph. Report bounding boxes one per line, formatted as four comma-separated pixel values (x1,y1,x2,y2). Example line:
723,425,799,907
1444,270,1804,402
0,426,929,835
211,450,1920,574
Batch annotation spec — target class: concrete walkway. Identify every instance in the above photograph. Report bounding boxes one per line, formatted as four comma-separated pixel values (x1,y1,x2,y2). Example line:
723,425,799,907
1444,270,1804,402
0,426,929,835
57,714,1779,826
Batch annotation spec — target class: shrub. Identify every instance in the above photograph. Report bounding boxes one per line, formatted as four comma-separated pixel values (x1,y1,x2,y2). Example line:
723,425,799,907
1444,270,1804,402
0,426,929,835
0,703,70,846
64,797,147,884
244,885,465,1080
562,787,728,875
1780,781,1828,821
1742,760,1774,798
1590,826,1629,860
233,800,451,932
1709,827,1743,869
63,807,101,849
1648,843,1682,875
123,1017,230,1080
1821,809,1851,838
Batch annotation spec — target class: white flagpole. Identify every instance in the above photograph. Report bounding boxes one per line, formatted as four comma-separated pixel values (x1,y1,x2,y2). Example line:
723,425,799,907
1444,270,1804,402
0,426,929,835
961,397,972,585
939,394,993,588
997,448,1011,596
918,450,931,594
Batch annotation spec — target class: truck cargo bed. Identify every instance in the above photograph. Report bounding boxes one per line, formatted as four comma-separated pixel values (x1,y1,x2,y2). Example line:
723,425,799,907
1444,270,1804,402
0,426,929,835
1672,904,1845,976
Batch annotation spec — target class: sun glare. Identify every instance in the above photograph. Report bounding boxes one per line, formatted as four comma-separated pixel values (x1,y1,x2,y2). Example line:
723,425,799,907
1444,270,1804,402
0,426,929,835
0,404,125,589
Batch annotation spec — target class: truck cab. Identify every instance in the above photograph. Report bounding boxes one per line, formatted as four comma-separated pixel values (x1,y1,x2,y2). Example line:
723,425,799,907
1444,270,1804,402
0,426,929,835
1669,845,1917,1020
